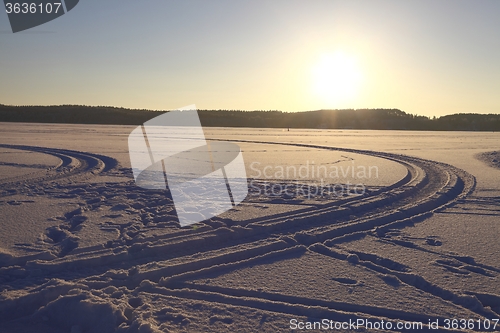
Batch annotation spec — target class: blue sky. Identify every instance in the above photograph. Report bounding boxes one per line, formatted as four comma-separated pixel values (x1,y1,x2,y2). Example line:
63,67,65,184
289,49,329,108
1,0,499,116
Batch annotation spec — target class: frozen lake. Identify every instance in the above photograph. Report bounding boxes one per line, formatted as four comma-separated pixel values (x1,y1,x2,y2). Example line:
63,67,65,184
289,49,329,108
0,122,499,332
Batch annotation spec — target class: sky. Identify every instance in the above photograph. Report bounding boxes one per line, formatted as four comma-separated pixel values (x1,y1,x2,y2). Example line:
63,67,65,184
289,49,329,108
1,0,499,117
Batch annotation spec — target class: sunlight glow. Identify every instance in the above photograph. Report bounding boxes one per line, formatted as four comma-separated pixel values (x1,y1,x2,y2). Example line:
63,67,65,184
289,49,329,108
311,52,363,107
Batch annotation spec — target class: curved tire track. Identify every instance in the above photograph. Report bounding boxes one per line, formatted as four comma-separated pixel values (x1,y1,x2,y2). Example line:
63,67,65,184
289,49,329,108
0,144,118,196
1,141,486,331
13,141,475,273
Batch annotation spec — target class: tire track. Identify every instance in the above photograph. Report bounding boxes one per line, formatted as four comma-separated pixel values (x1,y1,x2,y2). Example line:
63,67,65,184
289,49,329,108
0,141,482,330
0,144,118,197
4,141,474,271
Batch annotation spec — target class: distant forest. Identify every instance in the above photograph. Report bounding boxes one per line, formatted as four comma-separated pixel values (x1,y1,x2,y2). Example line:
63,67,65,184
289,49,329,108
1,104,500,131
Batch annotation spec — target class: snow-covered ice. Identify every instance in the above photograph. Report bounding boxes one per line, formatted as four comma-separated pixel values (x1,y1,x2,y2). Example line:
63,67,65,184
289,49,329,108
0,123,498,332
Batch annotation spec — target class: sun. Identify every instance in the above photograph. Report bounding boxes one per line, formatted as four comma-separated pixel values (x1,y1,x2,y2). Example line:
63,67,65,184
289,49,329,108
311,52,363,106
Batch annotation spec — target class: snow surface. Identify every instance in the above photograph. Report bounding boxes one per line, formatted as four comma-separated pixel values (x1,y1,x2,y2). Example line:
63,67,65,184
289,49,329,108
0,123,498,332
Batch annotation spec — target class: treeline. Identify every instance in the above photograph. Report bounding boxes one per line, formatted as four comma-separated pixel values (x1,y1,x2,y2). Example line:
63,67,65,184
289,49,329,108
0,104,157,125
1,104,499,131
